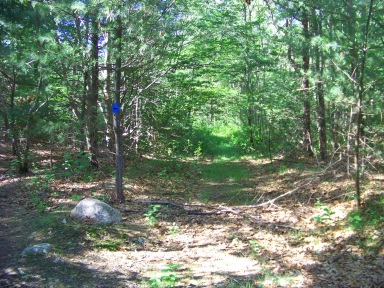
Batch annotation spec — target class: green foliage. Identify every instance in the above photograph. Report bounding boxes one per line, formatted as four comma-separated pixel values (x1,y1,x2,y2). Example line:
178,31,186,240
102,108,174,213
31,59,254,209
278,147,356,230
348,197,384,230
29,193,49,213
348,213,362,229
198,190,211,203
166,222,179,236
157,168,169,181
144,205,162,226
1,0,383,211
148,263,180,288
85,225,105,239
26,175,54,213
70,194,82,201
227,280,255,288
200,161,250,183
277,164,288,174
249,240,263,255
93,194,110,203
311,201,335,223
193,141,203,159
189,123,246,159
8,151,37,174
9,159,20,174
59,152,94,181
94,239,121,251
32,117,71,144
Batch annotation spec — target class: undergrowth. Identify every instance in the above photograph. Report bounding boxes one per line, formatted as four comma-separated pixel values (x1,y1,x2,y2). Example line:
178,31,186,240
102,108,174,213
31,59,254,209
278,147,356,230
346,194,384,254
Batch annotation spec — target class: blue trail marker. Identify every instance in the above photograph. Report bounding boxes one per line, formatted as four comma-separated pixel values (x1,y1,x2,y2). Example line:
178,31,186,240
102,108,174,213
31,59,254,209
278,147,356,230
112,103,120,115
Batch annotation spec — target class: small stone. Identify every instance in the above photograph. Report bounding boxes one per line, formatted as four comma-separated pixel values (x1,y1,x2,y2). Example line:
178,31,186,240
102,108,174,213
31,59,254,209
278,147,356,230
53,257,63,264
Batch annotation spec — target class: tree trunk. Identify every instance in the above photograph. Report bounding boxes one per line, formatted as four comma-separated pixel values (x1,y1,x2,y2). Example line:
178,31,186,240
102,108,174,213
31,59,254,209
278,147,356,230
328,14,339,156
113,15,124,203
354,0,373,208
312,7,327,161
244,3,254,146
301,9,312,156
80,71,88,152
101,31,114,150
330,106,340,154
88,14,99,168
75,14,88,152
9,71,18,156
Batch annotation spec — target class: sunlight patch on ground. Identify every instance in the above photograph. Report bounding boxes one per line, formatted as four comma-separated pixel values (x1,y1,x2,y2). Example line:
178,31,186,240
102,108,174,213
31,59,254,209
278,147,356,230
78,248,263,286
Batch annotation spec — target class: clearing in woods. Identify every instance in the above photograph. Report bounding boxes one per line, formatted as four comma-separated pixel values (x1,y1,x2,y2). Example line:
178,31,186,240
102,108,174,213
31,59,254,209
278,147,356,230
0,142,383,287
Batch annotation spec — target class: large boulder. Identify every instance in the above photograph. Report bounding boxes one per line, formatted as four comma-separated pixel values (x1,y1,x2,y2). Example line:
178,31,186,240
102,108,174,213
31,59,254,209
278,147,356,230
21,243,52,257
70,198,122,224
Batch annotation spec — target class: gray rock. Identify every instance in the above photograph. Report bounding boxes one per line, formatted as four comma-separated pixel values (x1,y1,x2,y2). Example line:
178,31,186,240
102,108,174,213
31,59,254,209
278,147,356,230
70,198,122,224
3,268,19,277
53,257,63,264
21,243,52,257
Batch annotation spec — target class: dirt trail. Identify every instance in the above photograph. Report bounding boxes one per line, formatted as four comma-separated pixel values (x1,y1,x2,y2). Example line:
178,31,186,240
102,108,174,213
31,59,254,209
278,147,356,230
1,142,384,287
0,171,32,286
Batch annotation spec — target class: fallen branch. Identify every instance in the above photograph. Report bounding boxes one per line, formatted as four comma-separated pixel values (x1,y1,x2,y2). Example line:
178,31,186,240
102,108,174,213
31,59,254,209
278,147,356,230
239,159,343,208
136,200,185,209
330,247,352,263
123,201,298,230
123,160,342,221
251,178,316,208
123,201,234,216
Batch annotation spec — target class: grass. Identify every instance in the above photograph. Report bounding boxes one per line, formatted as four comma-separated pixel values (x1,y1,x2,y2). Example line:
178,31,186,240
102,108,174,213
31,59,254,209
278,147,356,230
345,194,384,254
347,195,384,230
147,263,181,288
227,271,295,288
227,279,257,288
94,239,122,251
200,161,250,183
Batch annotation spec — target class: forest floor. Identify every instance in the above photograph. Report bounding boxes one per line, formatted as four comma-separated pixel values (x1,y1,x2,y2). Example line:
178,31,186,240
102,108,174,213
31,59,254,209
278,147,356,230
0,141,384,288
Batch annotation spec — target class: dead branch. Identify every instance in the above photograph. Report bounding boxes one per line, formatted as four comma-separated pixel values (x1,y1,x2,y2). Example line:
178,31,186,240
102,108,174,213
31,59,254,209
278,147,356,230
252,178,316,208
136,200,185,209
123,160,342,220
329,247,352,263
123,200,298,230
240,159,343,208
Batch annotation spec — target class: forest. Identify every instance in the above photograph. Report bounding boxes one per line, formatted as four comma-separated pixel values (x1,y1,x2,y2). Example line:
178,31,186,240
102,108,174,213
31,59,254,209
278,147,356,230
0,0,383,287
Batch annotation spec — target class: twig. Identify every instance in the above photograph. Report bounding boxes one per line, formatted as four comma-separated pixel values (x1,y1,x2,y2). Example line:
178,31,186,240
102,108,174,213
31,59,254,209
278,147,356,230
331,60,358,85
136,200,185,209
329,247,352,263
322,192,354,203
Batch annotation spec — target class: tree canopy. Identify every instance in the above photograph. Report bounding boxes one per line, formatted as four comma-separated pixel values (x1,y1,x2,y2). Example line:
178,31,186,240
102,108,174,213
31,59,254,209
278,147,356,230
1,0,383,206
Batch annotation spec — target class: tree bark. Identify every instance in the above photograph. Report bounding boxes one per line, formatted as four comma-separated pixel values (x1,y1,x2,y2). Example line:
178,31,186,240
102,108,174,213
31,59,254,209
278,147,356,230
244,3,254,146
301,9,313,156
88,14,99,168
113,14,124,203
312,6,327,160
80,71,88,152
354,0,373,208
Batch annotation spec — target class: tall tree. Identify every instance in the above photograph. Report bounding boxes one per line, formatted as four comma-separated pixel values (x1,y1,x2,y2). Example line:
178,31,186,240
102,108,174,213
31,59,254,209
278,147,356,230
354,0,374,207
88,11,100,168
113,11,124,202
300,6,313,156
311,2,327,161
